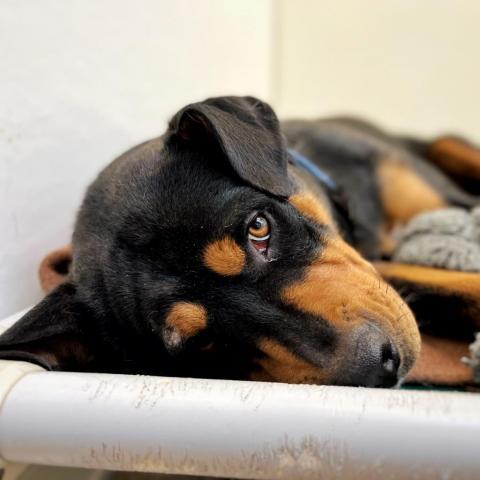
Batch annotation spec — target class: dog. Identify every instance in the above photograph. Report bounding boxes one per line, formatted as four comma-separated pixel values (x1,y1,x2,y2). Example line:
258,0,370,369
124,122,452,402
1,96,480,387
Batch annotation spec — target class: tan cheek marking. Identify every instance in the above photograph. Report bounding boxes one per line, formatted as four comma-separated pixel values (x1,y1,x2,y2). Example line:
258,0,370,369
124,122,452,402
203,237,245,276
377,159,446,229
282,239,382,329
289,192,334,226
165,302,207,340
282,238,421,370
254,339,327,384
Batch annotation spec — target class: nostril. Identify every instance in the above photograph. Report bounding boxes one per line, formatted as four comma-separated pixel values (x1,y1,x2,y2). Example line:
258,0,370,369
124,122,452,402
381,341,400,376
340,323,403,388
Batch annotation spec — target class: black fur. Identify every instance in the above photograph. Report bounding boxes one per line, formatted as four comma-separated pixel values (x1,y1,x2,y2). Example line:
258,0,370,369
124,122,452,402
1,95,476,386
0,97,334,380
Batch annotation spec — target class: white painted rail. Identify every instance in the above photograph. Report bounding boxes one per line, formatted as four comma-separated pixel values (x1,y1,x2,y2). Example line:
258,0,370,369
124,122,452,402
0,361,479,479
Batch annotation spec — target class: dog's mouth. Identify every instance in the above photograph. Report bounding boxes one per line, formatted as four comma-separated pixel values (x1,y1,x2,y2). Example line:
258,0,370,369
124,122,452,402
251,317,415,388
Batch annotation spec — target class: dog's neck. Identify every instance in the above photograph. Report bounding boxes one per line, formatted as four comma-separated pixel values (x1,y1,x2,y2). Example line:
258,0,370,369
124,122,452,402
288,149,355,246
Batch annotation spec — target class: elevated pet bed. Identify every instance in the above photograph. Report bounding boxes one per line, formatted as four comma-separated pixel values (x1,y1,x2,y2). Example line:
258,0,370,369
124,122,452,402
1,208,480,479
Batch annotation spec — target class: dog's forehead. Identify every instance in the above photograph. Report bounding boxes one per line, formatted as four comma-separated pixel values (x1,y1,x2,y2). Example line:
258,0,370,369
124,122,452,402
86,139,279,245
75,136,325,285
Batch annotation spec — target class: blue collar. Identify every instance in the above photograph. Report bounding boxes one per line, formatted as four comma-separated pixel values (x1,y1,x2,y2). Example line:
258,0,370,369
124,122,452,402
288,148,353,242
288,148,337,191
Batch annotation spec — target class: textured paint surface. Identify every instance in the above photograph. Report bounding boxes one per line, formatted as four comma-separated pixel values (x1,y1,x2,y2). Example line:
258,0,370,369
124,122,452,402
0,370,479,479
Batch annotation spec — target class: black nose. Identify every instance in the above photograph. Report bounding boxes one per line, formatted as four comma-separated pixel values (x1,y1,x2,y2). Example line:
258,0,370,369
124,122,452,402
340,323,401,388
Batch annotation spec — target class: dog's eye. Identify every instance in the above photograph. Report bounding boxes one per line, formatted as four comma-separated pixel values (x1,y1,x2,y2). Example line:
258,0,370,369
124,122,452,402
248,215,270,253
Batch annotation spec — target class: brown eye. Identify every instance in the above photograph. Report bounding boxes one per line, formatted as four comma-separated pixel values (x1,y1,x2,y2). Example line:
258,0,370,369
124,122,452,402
248,215,270,239
248,215,270,253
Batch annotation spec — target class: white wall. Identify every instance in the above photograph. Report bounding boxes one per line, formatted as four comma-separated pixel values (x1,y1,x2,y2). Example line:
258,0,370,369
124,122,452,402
276,0,480,139
3,1,480,318
0,0,274,317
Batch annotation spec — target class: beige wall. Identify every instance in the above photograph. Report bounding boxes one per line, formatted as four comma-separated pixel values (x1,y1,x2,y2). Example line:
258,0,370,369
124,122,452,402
275,0,480,139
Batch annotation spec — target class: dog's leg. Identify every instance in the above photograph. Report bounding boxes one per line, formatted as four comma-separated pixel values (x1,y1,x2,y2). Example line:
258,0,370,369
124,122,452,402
403,136,480,194
374,262,480,336
375,154,450,256
428,136,480,182
376,138,480,256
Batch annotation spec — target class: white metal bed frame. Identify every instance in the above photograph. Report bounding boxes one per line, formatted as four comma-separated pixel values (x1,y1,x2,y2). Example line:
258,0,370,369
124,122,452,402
0,310,479,479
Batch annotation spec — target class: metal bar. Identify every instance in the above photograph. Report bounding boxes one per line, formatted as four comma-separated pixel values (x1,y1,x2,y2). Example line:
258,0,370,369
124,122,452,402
0,363,479,479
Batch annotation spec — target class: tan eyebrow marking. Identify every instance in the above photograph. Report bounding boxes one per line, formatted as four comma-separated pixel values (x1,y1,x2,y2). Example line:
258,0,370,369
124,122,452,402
203,236,246,276
289,191,334,225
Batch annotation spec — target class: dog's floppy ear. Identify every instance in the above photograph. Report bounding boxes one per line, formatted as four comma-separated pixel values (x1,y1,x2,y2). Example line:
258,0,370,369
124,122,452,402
0,283,95,371
169,96,293,197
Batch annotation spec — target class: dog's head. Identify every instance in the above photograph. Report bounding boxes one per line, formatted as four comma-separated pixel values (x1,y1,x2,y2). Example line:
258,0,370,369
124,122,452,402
0,96,420,386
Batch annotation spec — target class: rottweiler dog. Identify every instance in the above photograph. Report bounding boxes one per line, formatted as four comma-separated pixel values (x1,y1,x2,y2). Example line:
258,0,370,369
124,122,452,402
1,96,480,388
